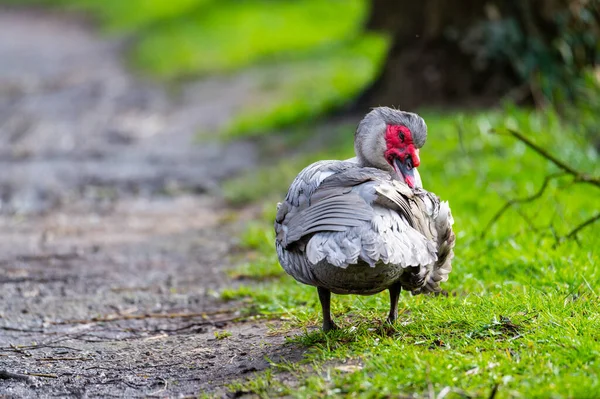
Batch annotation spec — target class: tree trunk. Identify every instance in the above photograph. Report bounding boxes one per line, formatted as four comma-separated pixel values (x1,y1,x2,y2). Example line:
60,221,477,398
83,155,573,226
359,0,599,109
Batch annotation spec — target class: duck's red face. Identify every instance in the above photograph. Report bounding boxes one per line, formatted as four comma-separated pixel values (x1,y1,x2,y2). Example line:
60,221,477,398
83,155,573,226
384,125,421,187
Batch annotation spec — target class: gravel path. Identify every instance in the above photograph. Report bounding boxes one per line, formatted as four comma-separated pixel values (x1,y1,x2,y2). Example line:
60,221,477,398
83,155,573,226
0,8,301,397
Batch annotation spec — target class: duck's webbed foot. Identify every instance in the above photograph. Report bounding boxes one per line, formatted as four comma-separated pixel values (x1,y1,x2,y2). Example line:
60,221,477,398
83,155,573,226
317,287,339,332
323,319,339,332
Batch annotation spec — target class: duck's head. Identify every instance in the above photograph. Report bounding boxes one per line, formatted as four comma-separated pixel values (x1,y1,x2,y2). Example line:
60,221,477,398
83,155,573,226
354,107,427,188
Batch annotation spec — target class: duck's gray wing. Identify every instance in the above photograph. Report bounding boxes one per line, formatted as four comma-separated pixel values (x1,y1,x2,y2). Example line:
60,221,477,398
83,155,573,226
274,160,360,283
276,165,438,275
405,189,455,293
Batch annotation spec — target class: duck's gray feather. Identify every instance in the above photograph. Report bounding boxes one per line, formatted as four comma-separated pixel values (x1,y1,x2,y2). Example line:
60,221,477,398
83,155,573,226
275,159,454,294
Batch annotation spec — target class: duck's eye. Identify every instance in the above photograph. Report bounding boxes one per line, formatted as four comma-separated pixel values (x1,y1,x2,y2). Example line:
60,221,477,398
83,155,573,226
398,132,405,142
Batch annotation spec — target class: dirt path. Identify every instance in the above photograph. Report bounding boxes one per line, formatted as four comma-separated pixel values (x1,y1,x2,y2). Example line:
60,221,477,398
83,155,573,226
0,8,301,397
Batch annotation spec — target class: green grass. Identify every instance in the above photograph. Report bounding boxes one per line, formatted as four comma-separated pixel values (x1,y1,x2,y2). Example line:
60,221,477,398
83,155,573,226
213,330,232,340
218,34,388,139
72,0,214,33
227,219,285,281
131,0,369,78
223,106,600,398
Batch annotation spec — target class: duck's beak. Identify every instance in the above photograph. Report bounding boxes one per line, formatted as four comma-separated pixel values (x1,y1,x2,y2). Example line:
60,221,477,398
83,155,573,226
393,157,415,188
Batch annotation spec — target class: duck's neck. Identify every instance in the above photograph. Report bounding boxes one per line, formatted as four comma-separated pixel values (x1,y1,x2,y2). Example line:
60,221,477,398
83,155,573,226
353,151,396,175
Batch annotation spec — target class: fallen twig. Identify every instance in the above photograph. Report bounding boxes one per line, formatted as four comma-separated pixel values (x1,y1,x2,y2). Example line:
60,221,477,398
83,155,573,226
0,369,58,381
0,369,32,382
25,372,58,379
9,343,32,357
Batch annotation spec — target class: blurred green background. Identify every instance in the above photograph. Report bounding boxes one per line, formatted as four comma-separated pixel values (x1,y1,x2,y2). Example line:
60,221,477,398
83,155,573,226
2,0,599,397
9,0,598,140
7,0,387,137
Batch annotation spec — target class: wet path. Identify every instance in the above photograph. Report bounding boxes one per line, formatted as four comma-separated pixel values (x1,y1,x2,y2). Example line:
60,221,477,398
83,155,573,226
0,9,257,214
0,8,300,397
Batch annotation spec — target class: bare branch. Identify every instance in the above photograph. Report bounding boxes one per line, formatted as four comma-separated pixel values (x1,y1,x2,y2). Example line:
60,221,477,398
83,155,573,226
481,173,565,238
483,128,600,242
559,213,600,244
490,128,600,189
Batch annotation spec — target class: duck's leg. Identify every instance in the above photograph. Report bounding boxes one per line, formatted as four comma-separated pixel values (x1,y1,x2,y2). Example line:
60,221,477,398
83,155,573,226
386,282,402,324
317,287,338,331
